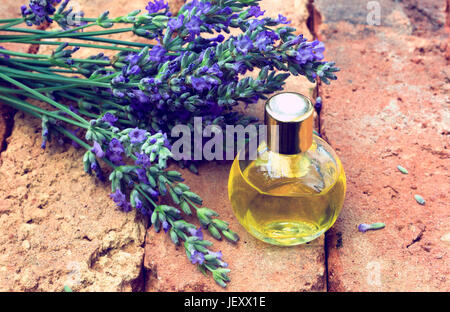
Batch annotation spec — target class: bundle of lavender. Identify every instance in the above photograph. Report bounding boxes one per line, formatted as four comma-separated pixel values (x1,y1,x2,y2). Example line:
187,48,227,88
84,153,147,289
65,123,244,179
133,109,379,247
0,0,338,287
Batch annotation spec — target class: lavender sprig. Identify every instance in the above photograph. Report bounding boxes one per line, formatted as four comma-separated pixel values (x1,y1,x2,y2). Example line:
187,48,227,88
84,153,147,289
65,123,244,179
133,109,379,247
21,0,62,26
358,223,386,233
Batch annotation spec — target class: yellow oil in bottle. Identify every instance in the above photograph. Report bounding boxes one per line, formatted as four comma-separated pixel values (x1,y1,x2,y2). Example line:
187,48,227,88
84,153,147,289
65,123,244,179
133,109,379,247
228,138,346,246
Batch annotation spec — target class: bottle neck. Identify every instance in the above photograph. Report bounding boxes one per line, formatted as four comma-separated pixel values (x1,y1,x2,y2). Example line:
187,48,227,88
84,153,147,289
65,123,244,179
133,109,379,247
265,112,314,155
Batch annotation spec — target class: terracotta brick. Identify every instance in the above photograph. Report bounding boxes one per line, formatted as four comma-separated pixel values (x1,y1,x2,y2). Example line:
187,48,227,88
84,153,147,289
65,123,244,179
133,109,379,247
316,0,449,291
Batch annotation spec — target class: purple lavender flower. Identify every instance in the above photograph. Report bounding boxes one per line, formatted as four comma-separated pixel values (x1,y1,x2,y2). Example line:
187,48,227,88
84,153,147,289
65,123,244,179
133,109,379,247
248,6,265,18
293,50,312,65
108,152,123,165
247,19,266,31
133,90,150,104
293,40,326,65
110,188,125,205
135,168,149,183
69,105,78,114
91,141,105,158
69,129,81,149
148,45,167,62
190,250,205,265
101,112,118,125
231,61,247,75
108,138,124,153
219,6,232,16
358,223,386,233
112,74,127,85
168,14,184,31
21,0,62,26
188,227,204,240
145,0,168,14
314,97,323,114
124,53,141,66
235,36,253,55
276,14,291,24
184,0,212,15
127,65,141,76
135,152,151,168
186,16,202,38
129,128,147,144
310,40,325,60
254,31,279,52
286,34,306,47
191,76,209,92
135,197,143,210
148,187,159,198
208,250,228,268
206,63,223,77
162,221,170,233
110,188,131,212
208,250,223,259
0,47,10,60
41,138,48,149
91,162,105,181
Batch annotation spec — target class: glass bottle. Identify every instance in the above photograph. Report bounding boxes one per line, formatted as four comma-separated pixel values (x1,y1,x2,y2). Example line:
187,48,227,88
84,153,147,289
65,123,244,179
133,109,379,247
228,92,346,246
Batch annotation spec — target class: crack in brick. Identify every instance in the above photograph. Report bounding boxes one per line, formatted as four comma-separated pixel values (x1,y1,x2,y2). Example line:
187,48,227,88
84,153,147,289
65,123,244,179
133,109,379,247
447,0,450,27
0,106,15,156
306,0,330,292
406,226,426,248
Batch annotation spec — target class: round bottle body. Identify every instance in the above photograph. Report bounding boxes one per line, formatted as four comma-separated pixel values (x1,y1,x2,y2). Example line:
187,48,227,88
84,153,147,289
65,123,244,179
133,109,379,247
228,135,346,246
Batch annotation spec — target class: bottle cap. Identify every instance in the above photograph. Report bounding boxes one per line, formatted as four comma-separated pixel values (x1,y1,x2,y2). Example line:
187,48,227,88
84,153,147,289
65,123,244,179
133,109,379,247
265,92,314,154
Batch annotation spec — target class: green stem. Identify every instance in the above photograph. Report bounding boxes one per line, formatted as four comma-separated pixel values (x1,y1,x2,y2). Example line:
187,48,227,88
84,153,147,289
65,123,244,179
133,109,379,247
2,58,85,72
0,72,89,125
0,22,97,43
2,28,150,48
66,36,150,48
0,95,43,120
4,59,84,76
0,18,23,23
0,27,134,43
65,88,128,111
0,48,48,59
0,19,24,30
71,58,111,65
0,48,112,66
5,59,55,75
136,185,158,208
0,66,110,88
0,93,88,129
36,83,86,92
17,40,139,52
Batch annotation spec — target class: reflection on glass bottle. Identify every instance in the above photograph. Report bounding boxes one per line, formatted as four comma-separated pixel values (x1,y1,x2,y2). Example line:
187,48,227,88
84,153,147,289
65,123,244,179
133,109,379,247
228,93,346,246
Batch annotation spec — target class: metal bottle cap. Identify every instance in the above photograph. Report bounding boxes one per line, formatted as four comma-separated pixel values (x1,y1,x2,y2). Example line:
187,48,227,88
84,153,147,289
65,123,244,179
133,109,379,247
265,92,314,154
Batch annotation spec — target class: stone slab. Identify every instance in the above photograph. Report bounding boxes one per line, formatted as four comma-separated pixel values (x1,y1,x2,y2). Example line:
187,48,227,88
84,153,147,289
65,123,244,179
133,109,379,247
0,112,146,291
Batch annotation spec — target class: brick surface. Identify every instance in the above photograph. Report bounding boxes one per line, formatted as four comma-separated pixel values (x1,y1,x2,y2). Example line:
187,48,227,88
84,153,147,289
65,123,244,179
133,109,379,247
145,157,325,292
316,0,449,291
144,0,325,292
